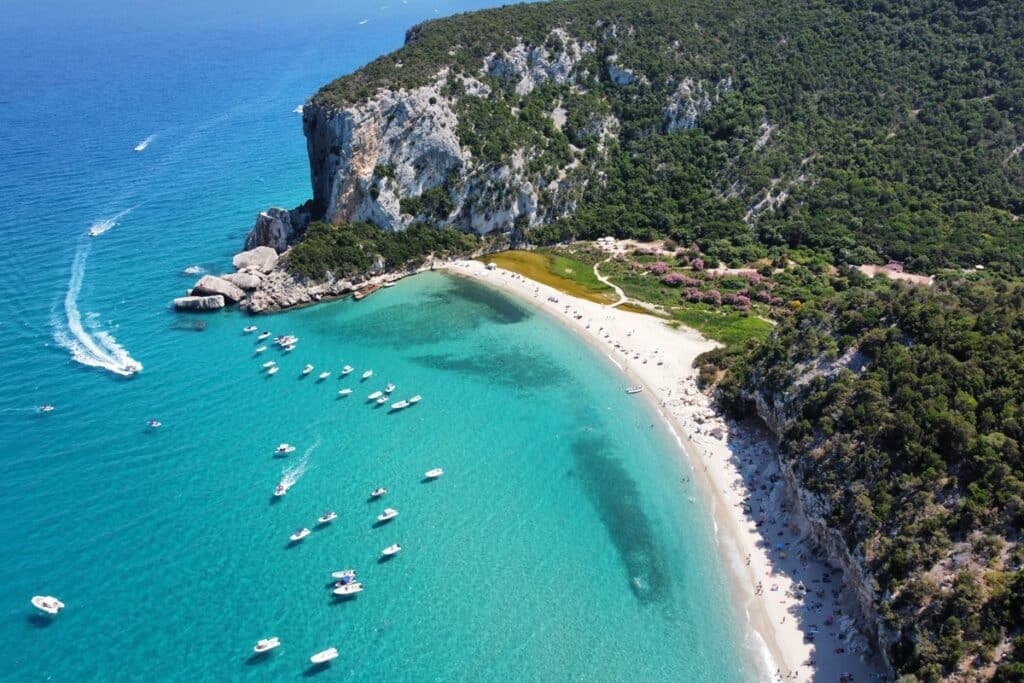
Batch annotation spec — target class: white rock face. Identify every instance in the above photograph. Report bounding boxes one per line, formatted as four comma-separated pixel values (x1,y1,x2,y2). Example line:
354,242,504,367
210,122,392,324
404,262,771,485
174,295,225,311
605,55,639,86
221,271,264,290
484,29,594,95
664,77,732,131
232,246,279,273
245,208,296,253
190,275,245,303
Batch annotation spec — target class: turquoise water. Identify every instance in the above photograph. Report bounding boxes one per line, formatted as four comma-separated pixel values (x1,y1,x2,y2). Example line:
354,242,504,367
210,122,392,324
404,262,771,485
0,2,761,680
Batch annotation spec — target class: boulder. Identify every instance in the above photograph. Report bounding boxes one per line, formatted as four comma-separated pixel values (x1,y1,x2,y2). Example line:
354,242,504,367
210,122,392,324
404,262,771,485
232,246,279,273
190,275,245,303
174,295,225,311
221,271,264,291
244,208,295,253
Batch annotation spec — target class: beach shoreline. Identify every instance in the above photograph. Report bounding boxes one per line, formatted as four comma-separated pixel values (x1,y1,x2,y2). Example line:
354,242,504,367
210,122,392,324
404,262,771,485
442,259,880,683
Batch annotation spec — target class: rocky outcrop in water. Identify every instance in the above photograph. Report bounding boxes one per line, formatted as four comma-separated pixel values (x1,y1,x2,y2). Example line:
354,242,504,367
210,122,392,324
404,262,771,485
232,246,279,272
190,275,245,303
173,295,225,311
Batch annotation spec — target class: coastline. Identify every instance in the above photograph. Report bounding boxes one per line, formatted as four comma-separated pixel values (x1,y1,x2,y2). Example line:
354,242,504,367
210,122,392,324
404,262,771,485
441,259,879,683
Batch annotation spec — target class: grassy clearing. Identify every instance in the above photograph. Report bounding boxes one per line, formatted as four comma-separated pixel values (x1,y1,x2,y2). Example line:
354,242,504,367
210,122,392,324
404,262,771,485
669,305,772,346
480,250,616,304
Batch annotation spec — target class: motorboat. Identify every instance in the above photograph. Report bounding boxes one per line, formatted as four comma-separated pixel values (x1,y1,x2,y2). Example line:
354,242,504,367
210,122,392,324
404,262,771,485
338,388,353,396
333,582,363,597
370,487,387,498
257,332,271,340
254,346,267,354
367,391,383,400
381,544,402,557
317,371,331,381
289,528,311,543
243,325,258,333
31,595,64,615
253,637,280,654
384,383,395,394
377,508,399,523
147,419,162,428
283,344,296,352
375,396,388,405
274,335,298,346
409,395,422,404
341,365,354,376
625,386,643,394
389,400,409,411
302,364,314,375
267,366,279,375
361,370,373,380
274,481,292,497
317,511,337,525
310,648,338,665
331,569,357,580
262,361,277,368
38,404,55,413
424,468,444,479
275,443,295,455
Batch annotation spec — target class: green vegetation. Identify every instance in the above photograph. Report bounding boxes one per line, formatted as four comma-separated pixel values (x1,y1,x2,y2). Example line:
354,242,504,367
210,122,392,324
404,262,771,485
478,249,615,304
285,221,479,280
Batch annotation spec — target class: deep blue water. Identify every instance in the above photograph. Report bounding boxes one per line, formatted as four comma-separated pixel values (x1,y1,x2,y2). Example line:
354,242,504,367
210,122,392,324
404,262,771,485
0,2,763,680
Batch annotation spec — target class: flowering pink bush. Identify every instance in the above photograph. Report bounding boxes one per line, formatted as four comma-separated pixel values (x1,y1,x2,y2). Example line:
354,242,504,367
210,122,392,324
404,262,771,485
692,257,705,271
734,294,751,310
649,261,670,275
744,272,762,286
661,273,687,287
703,289,721,305
684,288,702,302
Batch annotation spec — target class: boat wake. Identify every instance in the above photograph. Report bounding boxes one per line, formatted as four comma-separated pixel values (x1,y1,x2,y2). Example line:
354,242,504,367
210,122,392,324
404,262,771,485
292,104,304,114
280,439,319,486
87,207,133,237
52,241,143,377
134,134,155,152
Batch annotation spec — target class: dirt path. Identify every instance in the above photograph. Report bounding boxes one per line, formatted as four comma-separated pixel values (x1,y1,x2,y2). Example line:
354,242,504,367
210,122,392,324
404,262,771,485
594,259,628,308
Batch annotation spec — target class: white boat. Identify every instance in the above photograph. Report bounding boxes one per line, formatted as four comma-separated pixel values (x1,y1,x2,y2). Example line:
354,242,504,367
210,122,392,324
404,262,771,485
147,419,162,428
317,511,337,525
370,487,387,498
333,582,363,597
310,648,338,664
31,595,64,615
262,361,277,368
384,383,395,394
376,508,399,523
274,481,292,497
361,370,373,380
267,366,279,375
253,637,280,654
275,443,295,455
389,400,409,411
424,468,444,479
338,388,353,396
274,335,298,346
375,396,388,405
409,395,422,404
302,364,314,375
243,325,258,333
625,386,643,394
367,390,383,400
284,344,296,352
254,346,267,354
318,371,331,380
331,569,356,580
341,365,354,375
257,332,271,340
38,404,55,413
289,528,311,542
381,544,402,557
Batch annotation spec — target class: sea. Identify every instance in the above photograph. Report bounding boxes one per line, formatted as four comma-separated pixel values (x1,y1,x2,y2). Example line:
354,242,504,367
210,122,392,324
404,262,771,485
0,1,765,680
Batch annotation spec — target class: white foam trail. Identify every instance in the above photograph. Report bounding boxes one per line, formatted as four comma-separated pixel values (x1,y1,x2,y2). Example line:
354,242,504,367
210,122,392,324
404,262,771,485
182,265,204,276
87,207,133,237
280,439,320,486
133,134,155,152
359,19,369,24
292,104,304,114
52,241,143,377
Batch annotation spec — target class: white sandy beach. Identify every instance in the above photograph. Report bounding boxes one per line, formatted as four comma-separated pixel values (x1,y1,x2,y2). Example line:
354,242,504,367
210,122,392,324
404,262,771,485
443,259,881,683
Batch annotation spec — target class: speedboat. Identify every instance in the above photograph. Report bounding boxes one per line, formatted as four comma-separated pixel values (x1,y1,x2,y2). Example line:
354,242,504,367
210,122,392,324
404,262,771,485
424,468,444,479
289,528,311,543
257,332,271,340
389,400,409,411
375,396,388,405
267,366,279,375
409,395,422,404
341,365,354,376
284,344,296,352
338,388,352,396
310,648,338,665
31,595,64,615
626,386,643,394
317,511,337,525
333,582,363,597
275,443,295,455
302,364,314,375
243,325,258,333
262,361,277,368
274,335,298,346
274,481,292,497
253,637,280,654
317,371,331,381
38,404,55,413
367,390,383,400
147,419,162,429
370,487,387,498
254,346,267,354
384,383,395,394
331,569,356,580
377,508,399,523
361,370,373,380
381,544,402,557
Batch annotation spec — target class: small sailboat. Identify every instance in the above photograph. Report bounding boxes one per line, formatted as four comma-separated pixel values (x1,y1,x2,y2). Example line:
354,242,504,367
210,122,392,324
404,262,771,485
376,508,399,523
409,395,422,404
367,390,383,400
381,544,402,557
389,400,410,411
267,366,279,375
253,637,280,654
331,569,357,580
289,528,311,543
370,487,387,498
338,388,353,396
317,511,337,525
361,370,373,380
424,468,444,479
254,346,267,354
262,361,277,368
310,648,338,665
147,419,162,429
275,443,295,455
243,325,258,333
333,582,363,597
257,332,271,340
302,364,314,375
341,365,354,376
384,383,395,394
31,595,64,616
317,371,331,381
